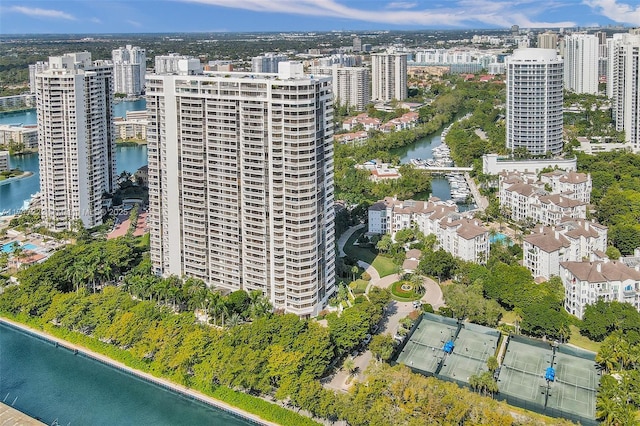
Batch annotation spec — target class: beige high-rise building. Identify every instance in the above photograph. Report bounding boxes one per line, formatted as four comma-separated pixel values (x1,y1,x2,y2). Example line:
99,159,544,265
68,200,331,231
332,65,370,111
537,32,558,50
146,62,336,317
35,52,116,231
371,52,407,102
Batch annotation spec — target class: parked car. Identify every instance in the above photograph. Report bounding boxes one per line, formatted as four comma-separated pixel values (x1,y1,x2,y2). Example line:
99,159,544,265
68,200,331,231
413,300,422,309
371,324,379,334
362,334,372,346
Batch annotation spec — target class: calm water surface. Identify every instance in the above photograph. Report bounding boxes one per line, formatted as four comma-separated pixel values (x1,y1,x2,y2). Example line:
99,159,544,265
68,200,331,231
0,322,253,426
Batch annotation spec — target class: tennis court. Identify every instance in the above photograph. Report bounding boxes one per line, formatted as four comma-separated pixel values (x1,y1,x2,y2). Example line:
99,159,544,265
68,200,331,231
396,314,457,374
497,338,551,405
546,351,598,419
439,325,500,382
497,336,598,424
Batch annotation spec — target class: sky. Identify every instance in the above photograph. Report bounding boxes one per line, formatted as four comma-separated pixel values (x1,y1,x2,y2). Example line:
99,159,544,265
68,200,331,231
0,0,639,34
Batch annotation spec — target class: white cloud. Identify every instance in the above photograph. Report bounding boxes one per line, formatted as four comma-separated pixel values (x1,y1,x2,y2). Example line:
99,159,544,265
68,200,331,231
583,0,640,25
386,2,418,9
90,17,102,24
126,20,143,27
179,0,576,28
6,6,76,20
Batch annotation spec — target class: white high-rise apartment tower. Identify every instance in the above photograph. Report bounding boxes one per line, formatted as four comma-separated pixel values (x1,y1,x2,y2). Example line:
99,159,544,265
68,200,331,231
371,52,408,102
35,52,116,231
146,62,336,317
251,53,289,73
506,49,564,155
563,34,598,94
607,33,640,148
332,65,370,111
112,45,146,96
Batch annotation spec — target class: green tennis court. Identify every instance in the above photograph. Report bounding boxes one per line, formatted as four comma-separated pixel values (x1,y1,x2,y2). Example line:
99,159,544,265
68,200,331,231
497,339,551,405
396,314,457,374
497,336,598,424
439,326,499,381
546,351,598,419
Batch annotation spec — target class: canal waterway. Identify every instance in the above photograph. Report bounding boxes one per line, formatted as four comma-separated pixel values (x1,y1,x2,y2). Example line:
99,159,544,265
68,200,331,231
0,322,253,425
0,100,147,214
394,122,474,210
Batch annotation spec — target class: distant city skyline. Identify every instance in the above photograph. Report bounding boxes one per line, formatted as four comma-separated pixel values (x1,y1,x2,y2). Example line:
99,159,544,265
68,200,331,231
0,0,639,34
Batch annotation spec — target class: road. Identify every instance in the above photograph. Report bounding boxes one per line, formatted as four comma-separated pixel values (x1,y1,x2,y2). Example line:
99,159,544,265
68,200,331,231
326,228,447,392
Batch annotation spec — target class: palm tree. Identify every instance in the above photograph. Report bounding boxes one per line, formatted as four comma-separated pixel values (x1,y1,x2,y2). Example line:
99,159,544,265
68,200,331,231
207,292,223,326
343,358,357,378
596,396,619,425
351,265,359,281
227,312,242,328
595,344,616,374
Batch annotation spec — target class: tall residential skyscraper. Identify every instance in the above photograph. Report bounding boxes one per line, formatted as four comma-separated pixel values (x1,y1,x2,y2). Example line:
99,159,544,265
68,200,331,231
607,33,640,148
506,49,564,156
251,53,288,73
563,34,599,94
146,62,336,317
35,52,116,231
353,36,362,52
371,52,408,102
112,45,146,96
537,32,558,50
332,65,370,111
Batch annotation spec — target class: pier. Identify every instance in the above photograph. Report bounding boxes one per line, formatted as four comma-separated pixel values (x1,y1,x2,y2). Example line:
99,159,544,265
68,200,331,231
415,165,473,172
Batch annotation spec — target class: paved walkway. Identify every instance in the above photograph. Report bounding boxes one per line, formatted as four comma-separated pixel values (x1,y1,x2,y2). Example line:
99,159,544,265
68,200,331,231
0,402,45,425
336,224,365,257
464,172,489,211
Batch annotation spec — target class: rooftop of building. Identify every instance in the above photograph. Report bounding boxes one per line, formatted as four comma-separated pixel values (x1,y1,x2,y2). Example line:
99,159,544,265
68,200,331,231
560,260,640,283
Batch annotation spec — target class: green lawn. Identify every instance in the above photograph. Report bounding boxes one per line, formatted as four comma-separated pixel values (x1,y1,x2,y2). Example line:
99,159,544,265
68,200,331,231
500,310,517,325
342,229,397,278
568,325,601,353
349,279,369,294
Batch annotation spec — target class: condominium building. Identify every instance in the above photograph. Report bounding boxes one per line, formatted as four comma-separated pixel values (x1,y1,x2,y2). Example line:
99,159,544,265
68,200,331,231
607,33,640,148
563,34,598,94
561,259,640,319
506,49,564,155
537,32,558,50
29,61,49,94
353,36,362,52
251,53,288,73
309,65,370,112
596,31,609,79
540,170,592,203
35,52,116,230
112,45,146,96
368,197,490,263
0,125,38,150
499,170,590,226
146,62,335,317
371,52,408,102
523,219,607,280
0,151,8,172
154,53,200,74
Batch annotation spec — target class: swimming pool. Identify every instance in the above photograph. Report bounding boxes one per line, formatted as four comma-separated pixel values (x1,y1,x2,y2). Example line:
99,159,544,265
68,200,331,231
1,241,38,253
490,233,509,244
